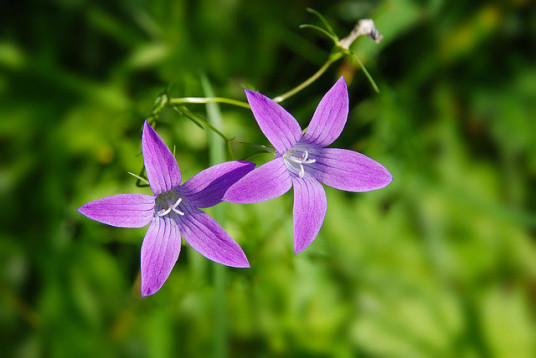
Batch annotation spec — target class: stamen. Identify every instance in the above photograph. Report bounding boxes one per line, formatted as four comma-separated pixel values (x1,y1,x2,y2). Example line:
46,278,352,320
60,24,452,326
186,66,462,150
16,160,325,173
157,207,171,217
302,151,316,164
170,197,184,216
156,196,184,217
284,149,316,178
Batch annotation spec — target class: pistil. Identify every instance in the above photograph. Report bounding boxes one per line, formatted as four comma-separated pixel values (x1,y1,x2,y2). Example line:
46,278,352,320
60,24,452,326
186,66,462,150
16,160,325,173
284,150,316,178
156,196,184,217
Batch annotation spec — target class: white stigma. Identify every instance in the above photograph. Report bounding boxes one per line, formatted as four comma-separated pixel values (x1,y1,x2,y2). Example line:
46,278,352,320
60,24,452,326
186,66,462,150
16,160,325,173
157,197,184,217
284,150,316,178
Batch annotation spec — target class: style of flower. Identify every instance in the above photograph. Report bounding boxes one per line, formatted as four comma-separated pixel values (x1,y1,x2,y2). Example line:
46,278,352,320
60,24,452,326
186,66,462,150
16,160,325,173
224,77,392,254
78,121,255,296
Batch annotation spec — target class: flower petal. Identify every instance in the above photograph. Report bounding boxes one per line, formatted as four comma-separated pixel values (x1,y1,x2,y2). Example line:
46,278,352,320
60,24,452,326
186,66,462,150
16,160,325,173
223,157,292,204
180,206,249,268
180,161,256,208
293,177,327,255
311,148,392,192
142,121,181,195
245,89,303,154
303,76,349,147
140,217,181,296
77,194,154,228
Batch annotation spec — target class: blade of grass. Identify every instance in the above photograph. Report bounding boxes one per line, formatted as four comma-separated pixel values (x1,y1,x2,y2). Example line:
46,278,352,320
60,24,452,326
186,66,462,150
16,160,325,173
201,74,227,358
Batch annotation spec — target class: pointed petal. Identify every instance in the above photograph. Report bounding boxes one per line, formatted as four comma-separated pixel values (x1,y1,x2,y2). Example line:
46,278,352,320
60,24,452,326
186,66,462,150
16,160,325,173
180,206,249,268
245,89,303,154
223,158,292,204
140,217,181,296
78,194,154,228
311,148,392,192
181,161,256,208
303,77,349,147
142,121,181,195
293,177,327,255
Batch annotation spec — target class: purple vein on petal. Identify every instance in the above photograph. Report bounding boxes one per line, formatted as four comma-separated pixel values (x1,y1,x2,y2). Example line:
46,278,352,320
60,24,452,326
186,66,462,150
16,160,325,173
292,177,327,255
262,98,298,151
303,77,348,147
179,206,249,268
142,121,181,195
223,158,292,204
311,148,392,192
245,90,302,154
181,161,255,208
141,216,181,296
77,194,155,228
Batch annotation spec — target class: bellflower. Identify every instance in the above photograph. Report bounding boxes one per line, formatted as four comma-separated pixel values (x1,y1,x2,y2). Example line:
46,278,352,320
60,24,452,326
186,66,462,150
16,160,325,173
224,77,392,254
78,121,255,296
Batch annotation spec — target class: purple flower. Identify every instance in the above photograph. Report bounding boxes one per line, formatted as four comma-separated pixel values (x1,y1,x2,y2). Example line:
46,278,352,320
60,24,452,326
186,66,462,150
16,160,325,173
78,121,254,296
224,77,392,254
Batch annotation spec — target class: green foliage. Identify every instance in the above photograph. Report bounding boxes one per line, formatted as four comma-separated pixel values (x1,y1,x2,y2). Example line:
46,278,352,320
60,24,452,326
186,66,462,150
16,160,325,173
1,1,535,357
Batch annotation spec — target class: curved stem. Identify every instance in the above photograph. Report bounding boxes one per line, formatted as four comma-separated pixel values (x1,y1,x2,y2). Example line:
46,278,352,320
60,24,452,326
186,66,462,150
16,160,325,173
272,51,344,103
175,105,230,143
167,50,345,110
169,97,250,109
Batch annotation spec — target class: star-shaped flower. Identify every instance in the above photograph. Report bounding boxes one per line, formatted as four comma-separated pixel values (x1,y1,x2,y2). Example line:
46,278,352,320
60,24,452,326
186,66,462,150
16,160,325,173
224,77,392,254
78,121,255,296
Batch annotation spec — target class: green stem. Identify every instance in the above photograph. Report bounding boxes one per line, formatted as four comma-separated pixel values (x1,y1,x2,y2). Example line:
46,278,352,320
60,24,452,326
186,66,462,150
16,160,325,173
169,96,250,109
299,24,339,43
306,8,337,38
350,53,380,93
174,105,235,159
272,51,343,103
167,51,345,111
201,75,228,358
174,105,229,143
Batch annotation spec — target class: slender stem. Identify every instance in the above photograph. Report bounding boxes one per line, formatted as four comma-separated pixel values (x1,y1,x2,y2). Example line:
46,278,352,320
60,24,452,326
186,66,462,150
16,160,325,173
177,105,234,159
201,75,228,358
168,51,345,110
175,105,228,141
169,97,250,109
350,53,380,93
242,150,274,162
272,52,343,103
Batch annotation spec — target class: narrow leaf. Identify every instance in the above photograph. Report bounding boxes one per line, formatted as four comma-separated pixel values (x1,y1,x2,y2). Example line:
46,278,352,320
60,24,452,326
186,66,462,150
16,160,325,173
239,142,276,154
299,24,339,44
306,8,337,39
171,105,204,129
128,172,149,185
351,53,380,93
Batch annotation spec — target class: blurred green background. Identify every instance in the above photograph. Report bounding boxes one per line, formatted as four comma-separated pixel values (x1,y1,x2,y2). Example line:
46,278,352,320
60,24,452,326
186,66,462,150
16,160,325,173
1,0,535,357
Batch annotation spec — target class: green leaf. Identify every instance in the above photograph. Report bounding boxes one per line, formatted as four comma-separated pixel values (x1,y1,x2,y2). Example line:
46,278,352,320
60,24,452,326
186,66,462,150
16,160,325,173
306,8,337,40
239,142,276,154
128,172,149,185
299,24,339,44
351,53,380,93
171,105,204,129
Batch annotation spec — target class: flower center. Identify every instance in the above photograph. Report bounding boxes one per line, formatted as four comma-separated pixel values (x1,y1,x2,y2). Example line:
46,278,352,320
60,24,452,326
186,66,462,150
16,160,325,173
155,191,184,217
283,149,316,178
